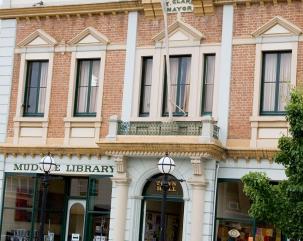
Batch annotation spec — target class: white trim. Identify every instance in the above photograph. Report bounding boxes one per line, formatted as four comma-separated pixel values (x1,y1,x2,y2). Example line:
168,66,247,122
131,44,220,122
14,51,54,144
64,49,106,145
217,5,234,145
250,37,297,148
121,12,138,121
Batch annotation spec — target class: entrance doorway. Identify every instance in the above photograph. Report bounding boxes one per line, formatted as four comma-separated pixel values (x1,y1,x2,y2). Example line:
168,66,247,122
65,200,86,241
140,174,184,241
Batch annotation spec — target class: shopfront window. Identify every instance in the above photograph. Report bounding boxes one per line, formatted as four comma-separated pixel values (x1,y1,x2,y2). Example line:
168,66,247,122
85,177,112,241
1,174,112,241
35,178,65,241
215,180,284,241
140,174,184,241
1,175,36,241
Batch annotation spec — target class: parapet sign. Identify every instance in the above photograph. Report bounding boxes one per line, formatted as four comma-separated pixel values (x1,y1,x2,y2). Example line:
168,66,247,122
166,0,194,13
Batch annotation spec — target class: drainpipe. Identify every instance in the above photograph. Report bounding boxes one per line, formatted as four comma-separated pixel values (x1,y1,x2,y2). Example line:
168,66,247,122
211,161,220,241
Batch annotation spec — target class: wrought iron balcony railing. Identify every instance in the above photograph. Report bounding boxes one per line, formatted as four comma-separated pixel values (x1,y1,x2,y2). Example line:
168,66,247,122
117,121,202,136
116,121,220,139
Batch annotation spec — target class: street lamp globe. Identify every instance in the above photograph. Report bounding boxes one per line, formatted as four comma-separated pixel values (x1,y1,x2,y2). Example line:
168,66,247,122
158,153,175,174
40,153,56,174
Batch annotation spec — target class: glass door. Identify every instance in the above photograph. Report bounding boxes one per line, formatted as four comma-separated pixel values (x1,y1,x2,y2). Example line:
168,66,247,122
65,200,86,241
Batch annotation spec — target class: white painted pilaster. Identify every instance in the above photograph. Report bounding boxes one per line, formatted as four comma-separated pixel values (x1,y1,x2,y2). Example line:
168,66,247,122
0,19,16,143
110,156,130,241
217,5,234,145
121,12,138,121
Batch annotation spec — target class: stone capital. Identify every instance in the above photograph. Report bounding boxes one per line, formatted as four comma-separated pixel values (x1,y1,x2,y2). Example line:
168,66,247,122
111,172,130,185
190,157,205,176
113,155,127,173
188,177,207,190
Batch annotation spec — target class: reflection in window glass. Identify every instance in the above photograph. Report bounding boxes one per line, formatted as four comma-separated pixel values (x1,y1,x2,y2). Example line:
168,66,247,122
4,176,35,209
1,209,33,241
215,181,284,241
88,177,112,212
70,178,88,197
216,181,250,220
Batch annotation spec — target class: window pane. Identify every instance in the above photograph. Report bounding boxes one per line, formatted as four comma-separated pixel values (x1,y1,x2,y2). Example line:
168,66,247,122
163,56,191,116
70,178,88,197
139,57,153,115
28,62,41,88
1,209,33,241
216,220,253,241
26,87,38,114
4,176,35,209
216,181,250,220
77,87,88,113
261,53,278,113
278,82,289,112
75,59,100,115
261,52,291,114
278,53,291,111
86,213,110,241
79,61,90,86
88,177,112,212
262,83,276,112
24,61,48,116
263,53,277,83
202,55,215,114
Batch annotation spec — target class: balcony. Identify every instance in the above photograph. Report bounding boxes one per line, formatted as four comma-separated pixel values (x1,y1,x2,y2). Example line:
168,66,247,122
106,115,220,143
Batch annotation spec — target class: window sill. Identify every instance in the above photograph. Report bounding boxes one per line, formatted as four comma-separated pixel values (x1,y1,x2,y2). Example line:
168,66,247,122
250,116,286,122
64,117,102,123
14,117,48,123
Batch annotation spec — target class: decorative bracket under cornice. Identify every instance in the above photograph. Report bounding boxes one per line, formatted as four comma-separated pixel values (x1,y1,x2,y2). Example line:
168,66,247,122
0,144,278,162
0,1,142,19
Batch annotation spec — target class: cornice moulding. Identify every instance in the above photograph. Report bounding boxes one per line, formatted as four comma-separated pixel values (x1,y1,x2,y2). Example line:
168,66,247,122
0,144,278,161
0,1,142,19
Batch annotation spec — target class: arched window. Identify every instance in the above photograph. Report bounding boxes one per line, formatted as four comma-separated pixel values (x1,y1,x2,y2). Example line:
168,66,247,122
140,173,184,241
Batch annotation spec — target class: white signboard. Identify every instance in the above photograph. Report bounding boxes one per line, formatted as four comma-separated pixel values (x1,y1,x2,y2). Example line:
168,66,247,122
166,0,194,13
5,156,115,175
71,234,80,241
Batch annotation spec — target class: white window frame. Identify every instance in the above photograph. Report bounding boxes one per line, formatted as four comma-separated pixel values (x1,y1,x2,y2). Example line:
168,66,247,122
13,52,54,145
64,50,106,145
250,40,298,148
131,44,220,122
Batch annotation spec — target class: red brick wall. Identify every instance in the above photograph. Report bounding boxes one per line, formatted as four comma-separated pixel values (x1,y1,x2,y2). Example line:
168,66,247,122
16,14,128,45
47,53,71,138
100,50,125,137
137,8,223,46
7,14,128,139
234,2,303,38
228,45,255,139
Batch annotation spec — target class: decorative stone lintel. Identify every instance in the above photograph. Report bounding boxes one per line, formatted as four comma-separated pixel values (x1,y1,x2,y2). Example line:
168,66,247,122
113,155,127,173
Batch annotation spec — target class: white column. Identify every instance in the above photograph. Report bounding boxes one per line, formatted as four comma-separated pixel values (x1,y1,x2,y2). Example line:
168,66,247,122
121,12,138,121
111,156,130,241
0,19,16,143
188,158,208,241
217,5,234,145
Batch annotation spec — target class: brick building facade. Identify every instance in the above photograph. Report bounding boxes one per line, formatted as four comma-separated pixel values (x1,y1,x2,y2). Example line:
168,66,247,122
0,0,297,241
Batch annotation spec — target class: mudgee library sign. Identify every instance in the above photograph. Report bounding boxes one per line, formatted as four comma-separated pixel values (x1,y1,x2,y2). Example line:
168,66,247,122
166,0,194,13
5,156,115,175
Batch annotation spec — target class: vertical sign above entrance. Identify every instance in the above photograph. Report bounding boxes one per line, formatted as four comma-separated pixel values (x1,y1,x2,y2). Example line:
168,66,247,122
166,0,194,13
